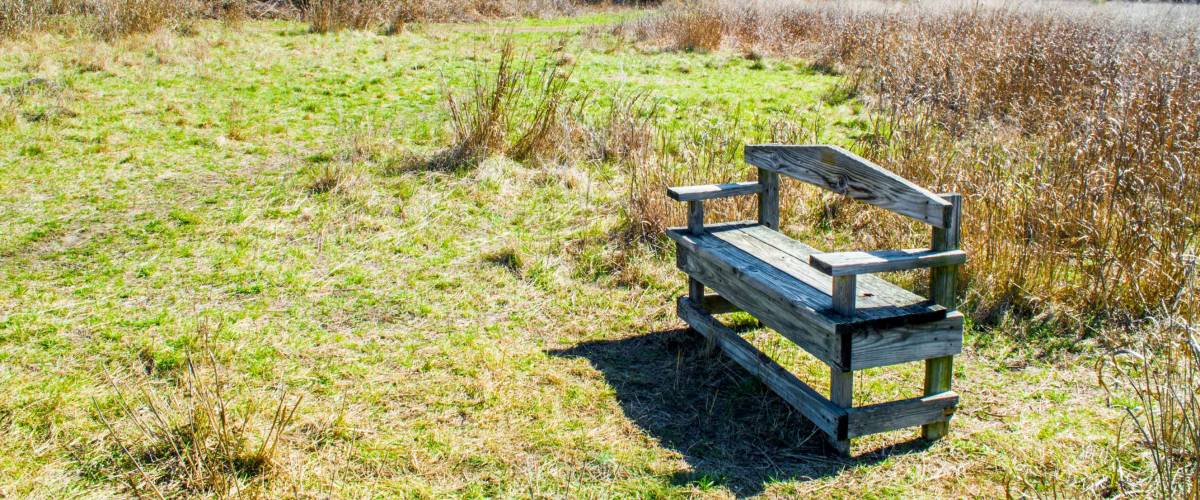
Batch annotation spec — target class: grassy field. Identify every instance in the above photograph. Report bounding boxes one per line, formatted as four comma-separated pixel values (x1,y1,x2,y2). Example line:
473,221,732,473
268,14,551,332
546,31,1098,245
0,8,1169,498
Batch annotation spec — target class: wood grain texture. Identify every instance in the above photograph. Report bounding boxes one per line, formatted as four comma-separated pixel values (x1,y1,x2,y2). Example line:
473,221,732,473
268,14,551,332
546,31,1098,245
757,168,780,230
850,312,963,370
829,366,854,455
929,193,963,308
687,200,704,235
723,225,948,330
678,296,847,439
924,193,961,440
832,275,857,316
744,144,953,227
669,229,844,368
811,249,968,277
668,181,763,202
849,391,958,438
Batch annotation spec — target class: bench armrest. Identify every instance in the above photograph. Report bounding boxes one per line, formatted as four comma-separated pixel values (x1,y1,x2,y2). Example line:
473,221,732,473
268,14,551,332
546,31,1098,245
667,182,763,202
811,249,967,276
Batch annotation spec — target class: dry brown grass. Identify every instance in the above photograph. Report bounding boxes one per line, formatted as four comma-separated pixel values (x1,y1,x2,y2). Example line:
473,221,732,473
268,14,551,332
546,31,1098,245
305,0,386,33
1102,318,1200,497
95,333,302,497
419,39,585,170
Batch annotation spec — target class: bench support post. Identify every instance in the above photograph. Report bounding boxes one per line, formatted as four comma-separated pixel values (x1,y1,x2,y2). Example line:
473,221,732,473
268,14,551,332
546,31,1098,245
757,169,780,230
923,193,961,441
829,274,856,454
829,368,852,455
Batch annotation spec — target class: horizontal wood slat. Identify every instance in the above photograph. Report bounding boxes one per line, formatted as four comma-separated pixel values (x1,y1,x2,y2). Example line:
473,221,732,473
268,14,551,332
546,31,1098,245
810,249,968,276
744,144,953,228
847,391,959,438
849,312,964,370
668,182,763,202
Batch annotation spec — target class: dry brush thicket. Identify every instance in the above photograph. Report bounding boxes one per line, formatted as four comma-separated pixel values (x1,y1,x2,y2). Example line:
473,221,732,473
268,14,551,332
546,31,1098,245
0,0,634,37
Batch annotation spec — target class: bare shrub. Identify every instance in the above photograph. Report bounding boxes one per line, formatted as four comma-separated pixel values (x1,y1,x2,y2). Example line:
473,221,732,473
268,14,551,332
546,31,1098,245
1101,318,1200,498
306,0,388,33
420,40,584,170
95,336,302,497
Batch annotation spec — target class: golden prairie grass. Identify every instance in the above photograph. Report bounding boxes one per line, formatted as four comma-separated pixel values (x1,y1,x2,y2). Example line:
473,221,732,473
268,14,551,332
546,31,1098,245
625,3,1200,495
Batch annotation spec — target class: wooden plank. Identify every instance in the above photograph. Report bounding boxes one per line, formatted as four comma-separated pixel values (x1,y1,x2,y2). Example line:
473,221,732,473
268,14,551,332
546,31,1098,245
678,296,847,439
687,200,704,235
668,233,845,369
924,193,962,441
811,249,968,277
757,169,780,230
668,182,763,202
723,225,947,330
848,391,959,438
831,275,856,316
829,367,853,454
929,194,963,307
689,278,705,303
850,312,963,370
744,145,952,228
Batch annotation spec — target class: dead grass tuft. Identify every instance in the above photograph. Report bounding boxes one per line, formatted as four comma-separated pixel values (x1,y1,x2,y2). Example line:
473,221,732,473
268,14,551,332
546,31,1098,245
306,0,387,34
419,39,585,171
94,333,302,497
1101,317,1200,498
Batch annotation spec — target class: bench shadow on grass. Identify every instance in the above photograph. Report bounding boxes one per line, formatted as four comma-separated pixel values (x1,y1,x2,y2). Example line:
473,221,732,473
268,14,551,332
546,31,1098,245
548,327,933,497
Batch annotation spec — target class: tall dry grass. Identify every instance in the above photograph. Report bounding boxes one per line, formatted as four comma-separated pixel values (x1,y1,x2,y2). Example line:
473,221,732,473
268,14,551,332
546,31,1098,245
1102,317,1200,497
418,39,586,170
95,336,302,496
625,0,1200,333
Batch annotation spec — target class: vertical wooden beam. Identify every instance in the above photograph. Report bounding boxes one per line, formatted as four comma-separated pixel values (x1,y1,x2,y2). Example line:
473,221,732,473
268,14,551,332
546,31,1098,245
757,168,780,230
831,275,856,316
829,367,853,456
923,193,961,441
687,200,705,235
830,274,856,455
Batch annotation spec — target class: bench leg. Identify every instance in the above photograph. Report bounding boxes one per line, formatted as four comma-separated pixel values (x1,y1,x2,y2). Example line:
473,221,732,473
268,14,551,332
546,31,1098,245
922,355,953,440
687,278,718,355
829,367,852,456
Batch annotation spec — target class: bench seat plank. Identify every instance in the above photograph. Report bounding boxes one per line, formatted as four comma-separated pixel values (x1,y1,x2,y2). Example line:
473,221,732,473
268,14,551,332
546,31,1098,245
668,222,947,333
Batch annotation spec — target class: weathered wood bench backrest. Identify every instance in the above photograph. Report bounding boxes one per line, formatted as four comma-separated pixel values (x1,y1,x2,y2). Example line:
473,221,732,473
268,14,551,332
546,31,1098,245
744,144,954,229
742,144,963,310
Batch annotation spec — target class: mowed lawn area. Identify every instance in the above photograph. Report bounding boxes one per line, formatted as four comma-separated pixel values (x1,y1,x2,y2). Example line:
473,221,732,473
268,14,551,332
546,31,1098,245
1,14,1133,497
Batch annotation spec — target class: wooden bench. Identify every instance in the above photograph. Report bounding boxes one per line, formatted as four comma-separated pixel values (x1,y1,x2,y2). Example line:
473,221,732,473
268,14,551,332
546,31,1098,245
666,144,965,455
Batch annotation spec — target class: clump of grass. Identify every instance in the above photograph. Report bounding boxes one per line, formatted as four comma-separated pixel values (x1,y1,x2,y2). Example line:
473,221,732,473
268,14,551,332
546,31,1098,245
669,7,722,52
304,163,358,196
483,245,525,274
92,0,195,40
306,0,387,34
420,39,585,171
94,336,302,497
1101,317,1200,498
